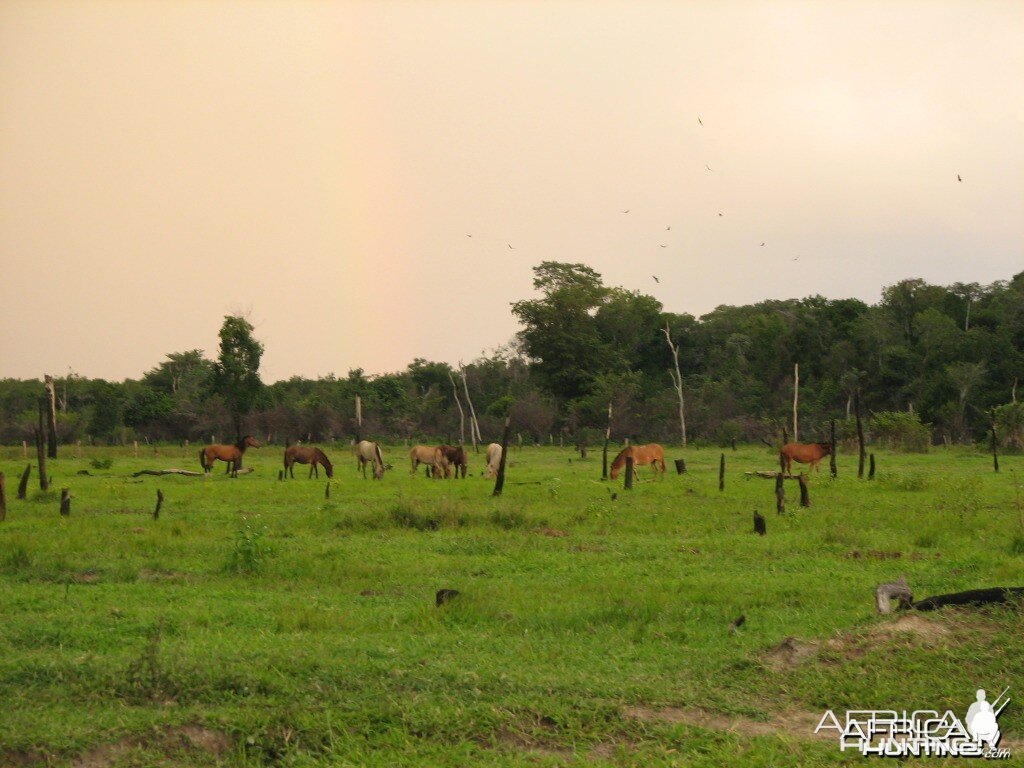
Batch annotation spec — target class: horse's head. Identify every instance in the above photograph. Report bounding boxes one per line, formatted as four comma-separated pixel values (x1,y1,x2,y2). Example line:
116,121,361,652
243,435,262,449
818,442,833,455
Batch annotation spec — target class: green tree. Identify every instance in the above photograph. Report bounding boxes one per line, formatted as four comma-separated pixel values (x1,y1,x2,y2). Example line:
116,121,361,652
212,315,264,437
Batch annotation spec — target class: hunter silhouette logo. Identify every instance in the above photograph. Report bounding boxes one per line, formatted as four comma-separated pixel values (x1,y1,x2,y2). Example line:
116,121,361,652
966,688,1010,749
815,687,1011,759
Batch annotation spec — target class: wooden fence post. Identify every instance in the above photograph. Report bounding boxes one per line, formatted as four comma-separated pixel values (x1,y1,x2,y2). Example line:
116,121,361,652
754,510,766,535
775,472,785,514
492,415,512,496
991,410,1000,473
17,464,30,500
0,473,6,522
674,458,686,474
869,453,876,480
719,453,725,491
60,488,71,516
798,474,810,507
829,418,837,479
855,388,866,479
624,456,634,490
154,489,164,519
35,427,49,491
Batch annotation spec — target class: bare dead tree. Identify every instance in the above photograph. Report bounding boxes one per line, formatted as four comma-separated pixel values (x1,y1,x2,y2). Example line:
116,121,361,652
460,365,482,453
447,370,466,447
661,322,687,447
792,363,799,443
44,375,58,458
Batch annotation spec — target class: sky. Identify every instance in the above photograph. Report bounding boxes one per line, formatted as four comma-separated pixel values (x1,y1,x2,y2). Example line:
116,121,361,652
1,0,1022,382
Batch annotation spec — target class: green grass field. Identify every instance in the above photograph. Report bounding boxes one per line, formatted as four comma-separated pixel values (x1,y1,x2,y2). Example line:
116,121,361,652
1,443,1022,766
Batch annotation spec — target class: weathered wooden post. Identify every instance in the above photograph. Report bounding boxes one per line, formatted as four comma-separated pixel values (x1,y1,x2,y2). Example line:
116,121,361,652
325,482,331,499
492,415,512,496
17,464,30,499
869,453,876,480
674,458,686,474
792,362,799,442
132,440,138,458
0,472,7,522
990,409,1000,473
718,453,725,492
22,440,28,459
602,403,612,480
278,470,284,481
855,388,866,479
35,427,49,492
183,439,189,458
775,472,785,514
754,510,766,535
829,419,837,479
355,395,362,444
59,488,71,516
154,489,164,519
579,430,587,460
44,375,58,458
624,456,634,490
798,474,810,507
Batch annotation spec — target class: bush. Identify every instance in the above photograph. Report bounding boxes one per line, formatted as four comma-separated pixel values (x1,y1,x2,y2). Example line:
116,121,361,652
89,457,113,470
870,411,931,452
225,518,270,575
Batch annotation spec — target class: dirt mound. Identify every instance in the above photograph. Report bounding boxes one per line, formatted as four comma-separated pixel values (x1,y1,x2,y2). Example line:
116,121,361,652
623,705,830,741
764,636,820,670
868,613,950,643
71,725,232,767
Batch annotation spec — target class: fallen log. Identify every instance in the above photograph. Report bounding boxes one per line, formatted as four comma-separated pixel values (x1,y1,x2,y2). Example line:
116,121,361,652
131,468,255,477
744,471,804,480
914,587,1024,611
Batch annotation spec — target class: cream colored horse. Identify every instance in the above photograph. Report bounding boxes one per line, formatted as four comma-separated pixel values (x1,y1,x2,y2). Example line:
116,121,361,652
410,445,447,478
355,440,386,479
485,442,503,478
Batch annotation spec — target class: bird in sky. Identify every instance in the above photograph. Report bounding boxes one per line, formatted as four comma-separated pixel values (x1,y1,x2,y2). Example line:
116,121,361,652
760,242,765,246
705,164,713,171
718,212,723,217
652,275,660,283
659,244,667,248
622,209,630,214
698,117,703,126
507,244,515,249
666,226,671,231
466,234,472,237
792,256,800,261
957,174,963,182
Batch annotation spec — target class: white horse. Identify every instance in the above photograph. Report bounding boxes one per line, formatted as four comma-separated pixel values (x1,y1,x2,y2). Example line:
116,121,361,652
485,443,502,478
355,440,386,479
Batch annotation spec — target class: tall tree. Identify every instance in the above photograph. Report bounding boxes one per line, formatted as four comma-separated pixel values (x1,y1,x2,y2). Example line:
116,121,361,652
212,315,264,437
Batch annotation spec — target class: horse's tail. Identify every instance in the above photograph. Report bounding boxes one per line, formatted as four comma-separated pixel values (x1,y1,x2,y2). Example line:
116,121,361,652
199,448,207,471
375,443,384,466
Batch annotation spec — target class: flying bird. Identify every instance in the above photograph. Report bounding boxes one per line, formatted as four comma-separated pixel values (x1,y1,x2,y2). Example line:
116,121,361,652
957,174,962,182
705,164,713,171
792,256,800,261
760,242,765,247
698,117,703,126
622,209,630,214
666,226,671,231
718,213,723,217
659,245,667,248
507,244,515,249
466,234,472,238
652,275,660,283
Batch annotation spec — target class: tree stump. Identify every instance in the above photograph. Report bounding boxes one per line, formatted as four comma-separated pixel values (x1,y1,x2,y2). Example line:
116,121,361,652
775,473,785,514
674,458,686,474
17,464,30,500
624,456,634,490
0,472,6,522
718,453,725,492
869,453,876,480
154,489,164,519
325,482,331,499
492,415,512,497
60,488,71,516
35,427,48,492
753,510,766,535
829,418,837,479
875,577,913,614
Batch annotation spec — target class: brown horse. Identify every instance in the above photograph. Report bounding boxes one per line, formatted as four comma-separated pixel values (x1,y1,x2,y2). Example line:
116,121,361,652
410,445,447,478
780,442,832,475
609,443,666,480
355,440,386,479
439,445,468,478
284,445,333,479
200,435,261,476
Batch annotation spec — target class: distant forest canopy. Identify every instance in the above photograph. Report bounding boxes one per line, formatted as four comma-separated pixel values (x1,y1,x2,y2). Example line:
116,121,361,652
3,264,1024,449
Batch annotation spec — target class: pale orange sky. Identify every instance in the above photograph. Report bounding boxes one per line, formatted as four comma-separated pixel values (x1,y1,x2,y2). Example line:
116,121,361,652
1,1,1022,382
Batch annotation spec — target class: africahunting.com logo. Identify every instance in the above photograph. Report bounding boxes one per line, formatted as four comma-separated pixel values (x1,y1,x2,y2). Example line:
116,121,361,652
815,687,1011,759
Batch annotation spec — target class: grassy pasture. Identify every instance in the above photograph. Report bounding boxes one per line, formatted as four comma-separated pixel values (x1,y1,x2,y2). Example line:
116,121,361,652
0,442,1022,766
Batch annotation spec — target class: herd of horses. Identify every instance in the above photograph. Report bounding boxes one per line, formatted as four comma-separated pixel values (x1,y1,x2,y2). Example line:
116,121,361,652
198,435,834,481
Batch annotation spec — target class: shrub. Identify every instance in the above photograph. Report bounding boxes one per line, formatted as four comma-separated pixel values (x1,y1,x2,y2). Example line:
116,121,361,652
870,411,931,452
225,518,270,575
90,457,113,470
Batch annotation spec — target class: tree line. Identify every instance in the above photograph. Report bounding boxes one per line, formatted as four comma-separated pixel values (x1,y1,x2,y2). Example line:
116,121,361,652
2,264,1023,450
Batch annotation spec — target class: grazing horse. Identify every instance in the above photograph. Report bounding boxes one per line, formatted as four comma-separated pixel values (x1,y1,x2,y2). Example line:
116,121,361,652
200,435,260,476
485,443,503,478
284,445,333,479
780,442,832,475
410,445,447,478
439,445,468,478
609,443,666,480
355,440,386,479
